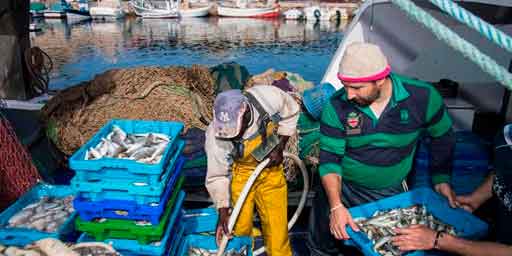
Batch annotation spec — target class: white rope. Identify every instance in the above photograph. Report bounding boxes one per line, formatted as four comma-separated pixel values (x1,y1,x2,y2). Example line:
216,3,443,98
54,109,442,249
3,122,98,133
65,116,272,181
428,0,512,54
391,0,512,90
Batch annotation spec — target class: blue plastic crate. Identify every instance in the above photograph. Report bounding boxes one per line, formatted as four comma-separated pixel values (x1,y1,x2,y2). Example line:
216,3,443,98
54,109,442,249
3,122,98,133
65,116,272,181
182,207,218,235
71,141,185,205
69,119,184,180
77,191,185,256
168,220,185,256
71,137,184,190
411,132,490,193
346,188,488,256
73,140,180,187
177,234,253,256
73,157,185,224
413,160,489,195
0,184,77,246
416,131,490,161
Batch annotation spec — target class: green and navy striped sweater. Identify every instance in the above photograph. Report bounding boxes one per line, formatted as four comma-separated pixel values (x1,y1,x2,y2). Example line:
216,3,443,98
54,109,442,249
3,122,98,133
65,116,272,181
319,73,455,189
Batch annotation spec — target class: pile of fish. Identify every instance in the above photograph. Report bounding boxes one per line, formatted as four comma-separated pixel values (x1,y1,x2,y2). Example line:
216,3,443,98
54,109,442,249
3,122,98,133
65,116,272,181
0,244,41,256
188,246,248,256
6,196,74,233
85,125,170,164
0,239,119,256
70,242,119,256
354,205,457,256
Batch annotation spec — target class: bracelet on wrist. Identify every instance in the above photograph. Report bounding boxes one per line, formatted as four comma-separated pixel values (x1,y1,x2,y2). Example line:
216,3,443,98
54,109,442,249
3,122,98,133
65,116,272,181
330,204,344,213
433,231,444,249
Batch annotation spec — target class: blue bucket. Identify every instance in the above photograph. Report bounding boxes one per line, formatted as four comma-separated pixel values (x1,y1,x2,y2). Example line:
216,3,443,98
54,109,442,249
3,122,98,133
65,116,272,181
302,83,336,120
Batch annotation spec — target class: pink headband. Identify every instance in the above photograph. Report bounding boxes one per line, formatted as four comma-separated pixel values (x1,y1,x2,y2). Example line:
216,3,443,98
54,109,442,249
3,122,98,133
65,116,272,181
337,65,391,83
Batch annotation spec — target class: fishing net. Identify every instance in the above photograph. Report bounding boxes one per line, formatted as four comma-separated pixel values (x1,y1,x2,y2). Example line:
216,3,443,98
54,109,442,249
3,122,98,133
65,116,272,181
41,65,216,155
0,108,41,211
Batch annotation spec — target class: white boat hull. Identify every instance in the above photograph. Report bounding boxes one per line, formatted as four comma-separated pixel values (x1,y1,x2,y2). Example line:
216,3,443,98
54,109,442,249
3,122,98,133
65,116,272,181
136,10,179,18
130,1,179,18
90,7,125,19
217,6,279,18
283,9,303,20
66,9,92,22
179,6,210,18
43,11,66,18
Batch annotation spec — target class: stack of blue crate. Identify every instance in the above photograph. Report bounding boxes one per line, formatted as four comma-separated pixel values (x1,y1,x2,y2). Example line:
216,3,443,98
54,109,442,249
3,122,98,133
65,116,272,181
68,119,187,255
411,131,491,195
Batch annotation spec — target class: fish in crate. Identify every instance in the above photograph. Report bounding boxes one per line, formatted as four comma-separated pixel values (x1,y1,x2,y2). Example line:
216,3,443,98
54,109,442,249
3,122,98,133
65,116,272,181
188,245,249,256
85,125,171,164
354,205,457,256
6,196,74,233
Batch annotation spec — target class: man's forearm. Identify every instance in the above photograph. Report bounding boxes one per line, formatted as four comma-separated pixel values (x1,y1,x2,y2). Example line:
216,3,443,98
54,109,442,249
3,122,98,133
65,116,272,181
321,174,343,208
471,173,494,203
439,233,512,256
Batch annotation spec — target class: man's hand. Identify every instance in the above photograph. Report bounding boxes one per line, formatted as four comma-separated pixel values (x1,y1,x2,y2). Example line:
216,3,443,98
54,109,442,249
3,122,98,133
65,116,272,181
456,193,485,213
267,146,284,167
435,183,458,208
456,173,494,212
329,205,359,240
267,135,289,167
215,207,231,246
392,225,437,251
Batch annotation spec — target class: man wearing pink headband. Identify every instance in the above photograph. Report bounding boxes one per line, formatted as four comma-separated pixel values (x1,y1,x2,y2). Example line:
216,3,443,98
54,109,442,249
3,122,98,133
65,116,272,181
308,42,457,255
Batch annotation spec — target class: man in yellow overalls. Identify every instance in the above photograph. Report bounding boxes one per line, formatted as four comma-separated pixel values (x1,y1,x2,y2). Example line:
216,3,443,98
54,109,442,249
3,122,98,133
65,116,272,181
205,86,300,256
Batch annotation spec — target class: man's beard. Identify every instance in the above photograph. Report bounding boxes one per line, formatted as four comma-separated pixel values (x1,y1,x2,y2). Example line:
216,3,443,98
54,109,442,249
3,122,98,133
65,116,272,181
350,89,380,107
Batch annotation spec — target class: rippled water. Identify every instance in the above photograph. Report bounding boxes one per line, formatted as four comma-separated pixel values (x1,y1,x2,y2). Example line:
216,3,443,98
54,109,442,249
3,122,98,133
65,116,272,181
30,17,347,89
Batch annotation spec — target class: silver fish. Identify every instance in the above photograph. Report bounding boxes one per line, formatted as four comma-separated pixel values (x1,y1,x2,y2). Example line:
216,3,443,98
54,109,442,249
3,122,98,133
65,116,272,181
87,147,103,160
355,205,457,256
130,147,156,161
147,142,167,163
8,210,33,226
8,197,74,232
86,127,170,164
72,245,119,256
110,125,127,144
187,246,248,256
125,141,146,156
4,247,41,256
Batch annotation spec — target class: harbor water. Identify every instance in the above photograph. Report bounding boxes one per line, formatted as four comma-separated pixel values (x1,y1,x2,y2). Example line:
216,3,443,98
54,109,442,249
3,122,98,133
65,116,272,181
30,17,348,90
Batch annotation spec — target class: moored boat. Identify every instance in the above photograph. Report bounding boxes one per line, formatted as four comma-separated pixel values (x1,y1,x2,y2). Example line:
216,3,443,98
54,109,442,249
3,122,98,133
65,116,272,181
283,8,303,20
217,5,279,18
179,5,210,18
90,0,125,20
130,0,180,19
43,2,67,19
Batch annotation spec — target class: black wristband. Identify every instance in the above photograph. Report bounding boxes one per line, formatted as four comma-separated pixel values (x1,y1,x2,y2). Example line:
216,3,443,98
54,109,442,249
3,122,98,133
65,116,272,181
433,231,444,249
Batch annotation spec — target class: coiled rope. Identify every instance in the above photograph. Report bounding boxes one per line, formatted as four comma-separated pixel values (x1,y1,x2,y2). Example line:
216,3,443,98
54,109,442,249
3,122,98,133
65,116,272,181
24,46,53,96
391,0,512,90
428,0,512,54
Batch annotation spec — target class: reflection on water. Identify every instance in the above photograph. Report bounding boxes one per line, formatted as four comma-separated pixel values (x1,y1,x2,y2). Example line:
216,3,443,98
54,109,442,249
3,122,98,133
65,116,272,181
30,17,348,89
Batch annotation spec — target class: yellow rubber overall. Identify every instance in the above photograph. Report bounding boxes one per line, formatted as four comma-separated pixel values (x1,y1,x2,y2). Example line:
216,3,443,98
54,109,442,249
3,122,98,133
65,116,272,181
230,128,292,256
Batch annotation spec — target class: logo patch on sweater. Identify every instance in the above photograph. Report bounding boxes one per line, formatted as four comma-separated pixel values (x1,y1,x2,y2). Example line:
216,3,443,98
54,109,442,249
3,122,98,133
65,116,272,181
346,112,362,135
400,109,409,124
